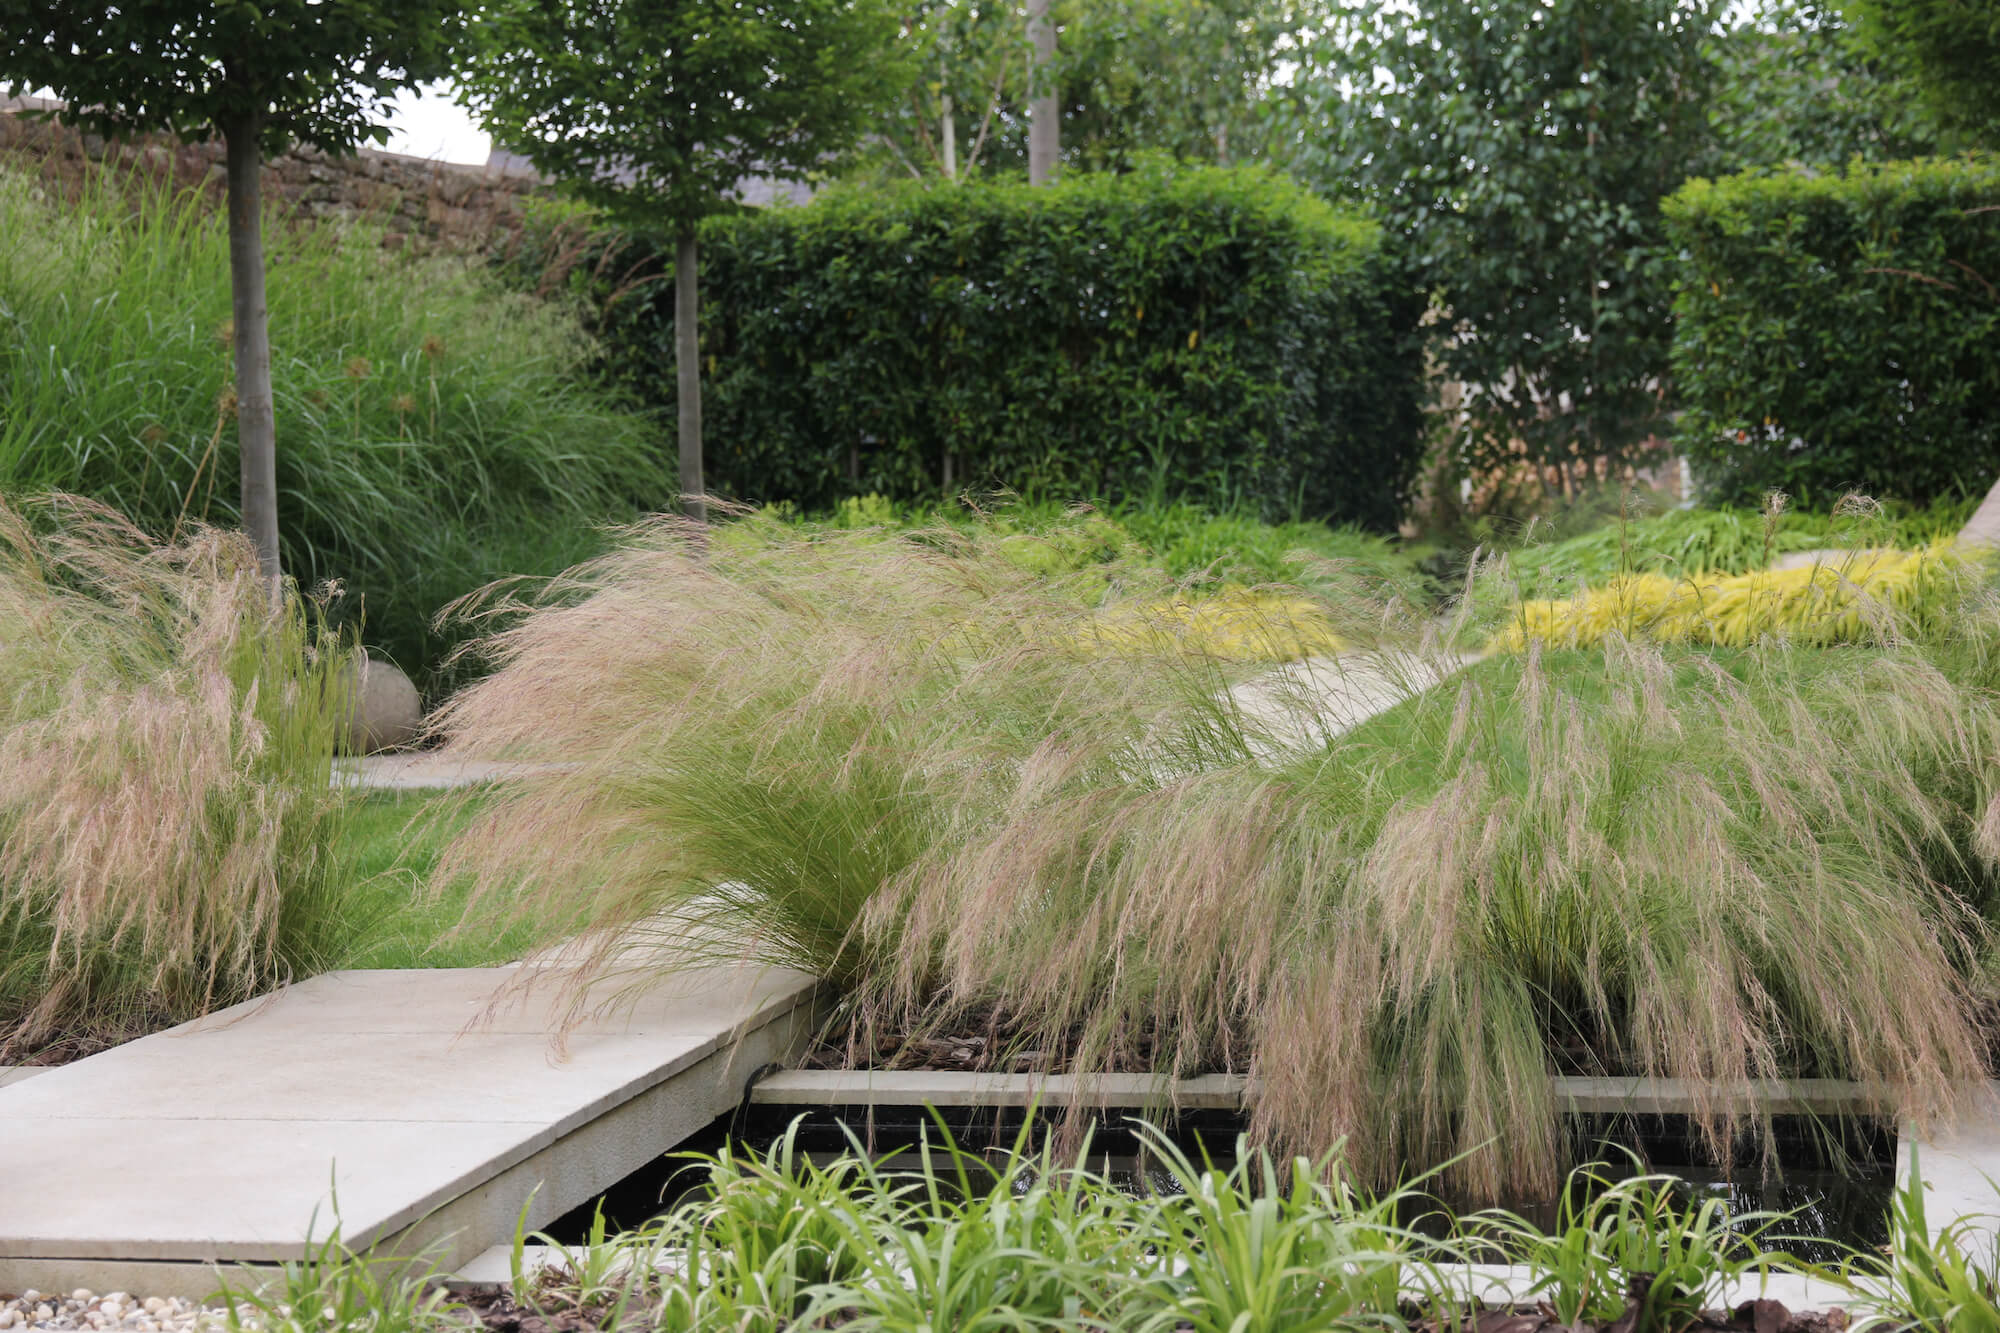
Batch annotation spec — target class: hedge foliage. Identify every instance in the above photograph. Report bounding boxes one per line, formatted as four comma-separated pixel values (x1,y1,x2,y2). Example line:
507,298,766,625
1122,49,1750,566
528,164,1427,529
1665,157,2000,507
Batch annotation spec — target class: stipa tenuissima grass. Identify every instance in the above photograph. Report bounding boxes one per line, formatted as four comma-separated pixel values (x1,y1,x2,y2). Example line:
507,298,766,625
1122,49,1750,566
430,513,2000,1199
0,495,351,1055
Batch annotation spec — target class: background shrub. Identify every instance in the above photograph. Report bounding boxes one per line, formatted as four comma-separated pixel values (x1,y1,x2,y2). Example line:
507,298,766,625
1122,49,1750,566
0,166,670,693
520,163,1427,530
1665,157,2000,508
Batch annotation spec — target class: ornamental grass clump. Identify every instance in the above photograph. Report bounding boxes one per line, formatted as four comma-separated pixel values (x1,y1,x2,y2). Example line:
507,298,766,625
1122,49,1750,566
433,514,2000,1200
429,513,1368,1005
1491,542,1985,651
0,496,349,1055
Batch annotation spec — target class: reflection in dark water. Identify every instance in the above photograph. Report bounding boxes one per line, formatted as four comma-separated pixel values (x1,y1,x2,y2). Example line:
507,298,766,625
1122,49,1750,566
542,1103,1894,1266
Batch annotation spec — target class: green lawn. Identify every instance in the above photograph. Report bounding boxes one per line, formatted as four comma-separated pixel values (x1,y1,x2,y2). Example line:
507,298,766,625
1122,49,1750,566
322,791,571,970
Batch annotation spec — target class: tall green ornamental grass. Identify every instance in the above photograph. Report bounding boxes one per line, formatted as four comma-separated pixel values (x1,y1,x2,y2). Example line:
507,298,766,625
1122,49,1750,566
0,164,669,691
430,513,2000,1200
0,496,352,1056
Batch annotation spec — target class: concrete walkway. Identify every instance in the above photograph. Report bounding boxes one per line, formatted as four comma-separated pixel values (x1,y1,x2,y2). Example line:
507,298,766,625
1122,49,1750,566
1226,650,1481,759
0,963,817,1298
332,754,556,790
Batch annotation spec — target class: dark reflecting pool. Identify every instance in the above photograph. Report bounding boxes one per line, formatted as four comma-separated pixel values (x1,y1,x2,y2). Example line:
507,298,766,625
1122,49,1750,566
543,1102,1895,1266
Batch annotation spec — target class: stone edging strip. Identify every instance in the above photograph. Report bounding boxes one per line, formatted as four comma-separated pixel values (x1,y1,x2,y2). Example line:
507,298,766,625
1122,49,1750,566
747,1069,1885,1116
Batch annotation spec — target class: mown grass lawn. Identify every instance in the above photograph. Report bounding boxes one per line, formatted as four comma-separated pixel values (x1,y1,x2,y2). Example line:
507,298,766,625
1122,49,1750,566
324,790,576,971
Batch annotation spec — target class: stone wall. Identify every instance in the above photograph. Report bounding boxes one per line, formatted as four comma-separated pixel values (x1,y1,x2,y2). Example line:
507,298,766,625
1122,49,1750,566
0,100,539,253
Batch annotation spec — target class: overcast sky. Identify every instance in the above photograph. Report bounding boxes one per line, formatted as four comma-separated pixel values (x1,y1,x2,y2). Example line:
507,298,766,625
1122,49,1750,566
384,82,489,164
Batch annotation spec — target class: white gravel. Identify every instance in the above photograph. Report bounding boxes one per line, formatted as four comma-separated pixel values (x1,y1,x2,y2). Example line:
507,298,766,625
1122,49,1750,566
0,1290,233,1333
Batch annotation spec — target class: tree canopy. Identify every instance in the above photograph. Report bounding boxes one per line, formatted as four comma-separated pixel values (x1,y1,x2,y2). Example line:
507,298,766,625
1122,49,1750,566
1284,0,1724,477
0,2,466,153
457,0,916,226
1843,0,2000,146
867,0,1314,182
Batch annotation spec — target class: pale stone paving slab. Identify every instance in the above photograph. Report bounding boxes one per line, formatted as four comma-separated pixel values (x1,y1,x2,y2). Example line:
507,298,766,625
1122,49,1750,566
331,754,563,790
0,962,817,1296
1225,650,1482,759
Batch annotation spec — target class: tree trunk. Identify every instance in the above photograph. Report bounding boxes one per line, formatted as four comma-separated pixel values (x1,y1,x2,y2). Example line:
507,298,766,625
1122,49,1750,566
222,114,280,590
941,91,957,180
1027,0,1058,185
675,228,705,522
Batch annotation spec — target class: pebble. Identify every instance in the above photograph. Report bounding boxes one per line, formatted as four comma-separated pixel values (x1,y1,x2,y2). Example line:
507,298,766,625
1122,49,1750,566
0,1289,234,1333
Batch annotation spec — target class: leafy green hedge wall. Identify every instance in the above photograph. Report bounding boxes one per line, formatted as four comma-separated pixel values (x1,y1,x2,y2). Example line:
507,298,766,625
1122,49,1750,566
1665,157,2000,507
532,165,1427,528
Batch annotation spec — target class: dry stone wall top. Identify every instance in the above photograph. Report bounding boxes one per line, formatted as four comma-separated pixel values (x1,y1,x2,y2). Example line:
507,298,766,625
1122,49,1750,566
0,99,539,253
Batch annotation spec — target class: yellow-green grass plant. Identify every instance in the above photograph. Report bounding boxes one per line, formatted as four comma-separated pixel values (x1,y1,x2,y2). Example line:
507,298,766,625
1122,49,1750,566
1490,541,1987,652
0,495,352,1056
213,1198,459,1333
0,163,668,690
430,513,2000,1201
1465,1153,1792,1327
1499,494,1976,588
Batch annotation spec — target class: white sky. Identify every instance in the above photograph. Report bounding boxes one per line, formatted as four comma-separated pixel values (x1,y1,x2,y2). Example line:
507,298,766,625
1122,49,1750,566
383,82,490,164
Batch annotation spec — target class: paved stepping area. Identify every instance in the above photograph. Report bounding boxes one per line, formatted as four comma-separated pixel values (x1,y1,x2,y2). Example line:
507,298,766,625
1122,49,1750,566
0,962,816,1298
332,754,557,790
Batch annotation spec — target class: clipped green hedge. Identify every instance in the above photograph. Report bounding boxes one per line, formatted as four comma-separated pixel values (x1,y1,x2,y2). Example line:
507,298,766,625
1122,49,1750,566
1665,157,2000,507
534,164,1427,529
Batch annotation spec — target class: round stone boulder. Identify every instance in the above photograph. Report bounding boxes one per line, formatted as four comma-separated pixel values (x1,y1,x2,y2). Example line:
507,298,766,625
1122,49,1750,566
336,652,423,754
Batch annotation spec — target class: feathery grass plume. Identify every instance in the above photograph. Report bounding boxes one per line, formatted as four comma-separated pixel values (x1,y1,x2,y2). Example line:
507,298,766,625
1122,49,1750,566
0,495,350,1055
888,630,2000,1198
426,511,1288,1019
432,509,2000,1199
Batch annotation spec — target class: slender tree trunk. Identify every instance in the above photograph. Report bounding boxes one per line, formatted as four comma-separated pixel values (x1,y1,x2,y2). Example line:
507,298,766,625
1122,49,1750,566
675,228,705,522
941,91,957,180
222,114,280,590
1027,0,1058,185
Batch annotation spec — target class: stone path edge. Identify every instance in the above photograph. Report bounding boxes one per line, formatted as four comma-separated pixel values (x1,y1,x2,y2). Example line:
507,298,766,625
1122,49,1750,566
749,1069,1896,1116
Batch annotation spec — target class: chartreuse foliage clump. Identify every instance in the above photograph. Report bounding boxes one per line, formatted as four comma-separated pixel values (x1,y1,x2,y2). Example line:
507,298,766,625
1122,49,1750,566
431,511,2000,1202
1666,157,2000,508
1491,543,1985,651
513,162,1426,529
1499,497,1974,588
0,165,667,689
